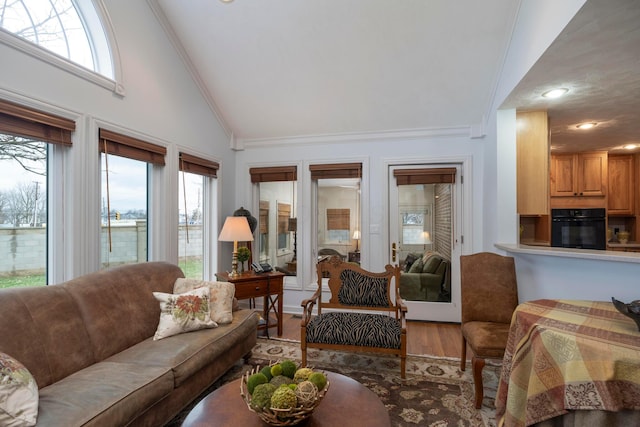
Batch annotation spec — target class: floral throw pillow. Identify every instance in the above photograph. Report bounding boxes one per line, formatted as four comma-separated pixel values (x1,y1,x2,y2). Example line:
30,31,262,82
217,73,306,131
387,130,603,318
173,278,235,324
0,352,38,427
153,286,218,340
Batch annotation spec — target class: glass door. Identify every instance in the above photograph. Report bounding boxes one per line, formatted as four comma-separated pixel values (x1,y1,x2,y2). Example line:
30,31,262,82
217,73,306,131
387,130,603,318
389,165,461,322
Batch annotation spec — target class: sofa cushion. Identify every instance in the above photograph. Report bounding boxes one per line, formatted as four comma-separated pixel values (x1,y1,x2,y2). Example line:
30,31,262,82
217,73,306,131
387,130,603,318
306,312,401,349
0,285,95,389
63,262,185,362
422,255,443,274
36,362,173,427
153,287,218,340
402,253,420,272
408,257,424,273
173,278,235,324
0,352,38,427
106,308,258,387
421,250,437,264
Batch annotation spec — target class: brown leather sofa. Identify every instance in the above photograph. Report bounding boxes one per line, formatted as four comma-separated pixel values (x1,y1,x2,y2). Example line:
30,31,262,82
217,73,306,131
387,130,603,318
0,262,259,426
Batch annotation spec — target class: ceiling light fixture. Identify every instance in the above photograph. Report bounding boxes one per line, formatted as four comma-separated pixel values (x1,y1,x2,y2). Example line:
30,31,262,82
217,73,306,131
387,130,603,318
623,144,638,150
542,88,568,99
576,122,597,130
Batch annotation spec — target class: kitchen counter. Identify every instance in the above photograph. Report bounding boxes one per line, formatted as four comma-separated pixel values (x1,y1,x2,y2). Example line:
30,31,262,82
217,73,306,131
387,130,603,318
607,242,640,248
496,243,640,264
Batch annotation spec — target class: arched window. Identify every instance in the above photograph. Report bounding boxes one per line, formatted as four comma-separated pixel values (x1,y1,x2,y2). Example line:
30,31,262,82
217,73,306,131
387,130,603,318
0,0,121,92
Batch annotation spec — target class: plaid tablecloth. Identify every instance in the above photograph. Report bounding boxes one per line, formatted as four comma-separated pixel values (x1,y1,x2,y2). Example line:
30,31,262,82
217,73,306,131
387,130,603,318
496,299,640,427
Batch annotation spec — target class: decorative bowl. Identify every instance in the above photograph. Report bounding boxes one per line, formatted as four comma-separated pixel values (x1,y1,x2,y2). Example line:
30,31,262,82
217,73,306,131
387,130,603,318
240,363,330,426
611,297,640,331
617,231,630,244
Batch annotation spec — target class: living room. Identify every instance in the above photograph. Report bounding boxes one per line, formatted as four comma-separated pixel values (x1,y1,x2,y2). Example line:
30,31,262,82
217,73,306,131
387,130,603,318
1,1,639,426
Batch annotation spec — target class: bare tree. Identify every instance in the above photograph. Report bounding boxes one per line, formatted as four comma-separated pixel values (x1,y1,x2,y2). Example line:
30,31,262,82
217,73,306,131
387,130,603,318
4,182,45,226
0,192,8,224
0,134,46,175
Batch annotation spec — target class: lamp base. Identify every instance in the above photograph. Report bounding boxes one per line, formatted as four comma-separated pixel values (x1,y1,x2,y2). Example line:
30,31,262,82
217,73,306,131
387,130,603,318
229,252,240,277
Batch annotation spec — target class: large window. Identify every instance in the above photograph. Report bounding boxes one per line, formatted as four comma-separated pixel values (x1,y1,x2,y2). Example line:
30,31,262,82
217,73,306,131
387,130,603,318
311,163,361,262
0,99,75,287
178,152,219,279
99,129,165,269
0,0,114,78
250,166,297,275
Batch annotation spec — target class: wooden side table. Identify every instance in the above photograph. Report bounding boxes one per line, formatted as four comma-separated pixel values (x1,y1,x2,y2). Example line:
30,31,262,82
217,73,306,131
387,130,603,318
348,251,360,264
215,271,284,337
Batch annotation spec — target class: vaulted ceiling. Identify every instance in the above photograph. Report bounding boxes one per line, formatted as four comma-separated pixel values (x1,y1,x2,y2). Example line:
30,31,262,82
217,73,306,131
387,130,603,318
151,0,519,143
151,0,640,152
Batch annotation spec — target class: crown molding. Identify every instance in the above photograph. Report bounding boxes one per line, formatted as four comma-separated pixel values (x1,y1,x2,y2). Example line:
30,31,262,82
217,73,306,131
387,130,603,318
237,125,483,150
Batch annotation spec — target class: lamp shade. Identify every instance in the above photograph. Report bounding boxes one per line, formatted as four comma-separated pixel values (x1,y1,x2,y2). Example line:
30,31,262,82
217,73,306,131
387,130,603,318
288,217,297,232
352,230,361,240
218,216,254,242
422,231,432,244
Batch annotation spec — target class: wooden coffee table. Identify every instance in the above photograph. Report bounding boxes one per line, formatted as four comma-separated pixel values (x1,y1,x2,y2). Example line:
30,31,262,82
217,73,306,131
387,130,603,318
181,371,391,426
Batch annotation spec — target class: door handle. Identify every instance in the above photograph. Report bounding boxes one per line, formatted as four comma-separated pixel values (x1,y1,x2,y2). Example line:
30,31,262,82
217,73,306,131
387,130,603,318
391,242,396,262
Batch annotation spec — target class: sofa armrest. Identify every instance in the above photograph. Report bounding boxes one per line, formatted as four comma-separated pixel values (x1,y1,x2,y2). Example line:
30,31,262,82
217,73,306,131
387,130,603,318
399,273,427,300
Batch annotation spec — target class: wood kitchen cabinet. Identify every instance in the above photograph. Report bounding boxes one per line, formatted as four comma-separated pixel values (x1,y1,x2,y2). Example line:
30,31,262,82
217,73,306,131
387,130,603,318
517,111,549,215
516,111,550,244
608,154,634,215
550,151,607,198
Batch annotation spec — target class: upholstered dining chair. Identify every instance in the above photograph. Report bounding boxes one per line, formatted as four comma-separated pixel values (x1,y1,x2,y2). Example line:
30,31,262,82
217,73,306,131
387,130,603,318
459,252,519,409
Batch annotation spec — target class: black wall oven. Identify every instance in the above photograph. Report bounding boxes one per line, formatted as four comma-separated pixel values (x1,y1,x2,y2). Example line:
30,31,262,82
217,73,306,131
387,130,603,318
551,208,606,250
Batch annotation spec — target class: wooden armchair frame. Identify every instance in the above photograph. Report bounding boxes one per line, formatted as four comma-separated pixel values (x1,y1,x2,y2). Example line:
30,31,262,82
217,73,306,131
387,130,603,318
300,256,407,378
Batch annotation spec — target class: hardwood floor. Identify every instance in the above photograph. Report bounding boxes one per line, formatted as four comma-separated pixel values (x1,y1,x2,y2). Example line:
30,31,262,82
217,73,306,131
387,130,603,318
278,313,469,360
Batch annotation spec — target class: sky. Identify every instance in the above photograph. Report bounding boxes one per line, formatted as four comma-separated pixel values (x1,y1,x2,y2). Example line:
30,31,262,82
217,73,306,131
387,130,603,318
0,153,202,217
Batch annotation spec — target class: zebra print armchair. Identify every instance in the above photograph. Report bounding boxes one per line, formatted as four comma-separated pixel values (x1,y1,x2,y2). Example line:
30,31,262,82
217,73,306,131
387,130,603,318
300,256,407,378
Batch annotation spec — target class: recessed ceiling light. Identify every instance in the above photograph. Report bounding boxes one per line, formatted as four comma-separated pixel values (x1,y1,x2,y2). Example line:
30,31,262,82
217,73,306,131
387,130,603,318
576,122,597,130
623,144,638,150
542,88,568,99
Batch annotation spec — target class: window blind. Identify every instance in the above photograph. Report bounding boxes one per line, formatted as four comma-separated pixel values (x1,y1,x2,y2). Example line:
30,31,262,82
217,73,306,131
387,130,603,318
310,163,362,180
393,168,456,185
327,208,350,230
259,200,269,234
179,152,219,178
0,99,75,145
277,203,291,232
99,128,166,165
250,166,297,182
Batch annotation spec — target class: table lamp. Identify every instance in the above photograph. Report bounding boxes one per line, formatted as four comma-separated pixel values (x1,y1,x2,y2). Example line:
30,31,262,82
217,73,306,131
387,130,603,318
352,230,361,252
218,216,254,277
422,231,432,249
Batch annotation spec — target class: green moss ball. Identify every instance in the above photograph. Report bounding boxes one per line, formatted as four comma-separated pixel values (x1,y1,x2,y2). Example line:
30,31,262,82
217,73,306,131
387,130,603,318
270,385,298,409
260,365,273,381
251,383,277,410
280,360,297,378
269,375,293,388
247,372,268,394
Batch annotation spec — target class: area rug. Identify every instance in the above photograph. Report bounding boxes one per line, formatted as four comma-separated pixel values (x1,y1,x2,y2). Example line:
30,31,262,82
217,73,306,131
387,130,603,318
166,337,500,427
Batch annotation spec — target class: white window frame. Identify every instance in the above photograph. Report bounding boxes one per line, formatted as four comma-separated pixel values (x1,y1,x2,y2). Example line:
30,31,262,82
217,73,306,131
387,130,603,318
0,0,125,95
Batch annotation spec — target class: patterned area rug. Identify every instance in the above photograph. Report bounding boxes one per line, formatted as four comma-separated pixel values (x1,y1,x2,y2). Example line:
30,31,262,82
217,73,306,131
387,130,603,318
167,337,500,427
